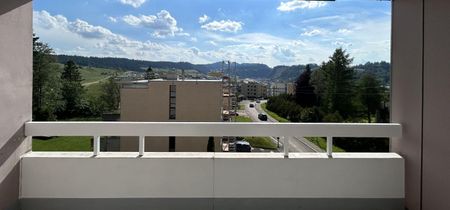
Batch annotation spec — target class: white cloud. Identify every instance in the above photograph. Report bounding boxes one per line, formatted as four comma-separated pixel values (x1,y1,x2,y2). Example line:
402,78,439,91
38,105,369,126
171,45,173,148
122,10,183,38
68,19,114,39
34,10,113,39
33,10,69,30
337,28,352,34
278,0,327,12
108,17,118,23
201,20,243,33
119,0,146,8
198,15,209,24
208,41,218,46
301,29,325,37
333,41,352,48
33,10,209,64
190,47,200,55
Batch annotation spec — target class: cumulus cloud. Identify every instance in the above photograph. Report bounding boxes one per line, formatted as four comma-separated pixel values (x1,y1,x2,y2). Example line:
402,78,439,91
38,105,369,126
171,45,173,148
33,10,69,30
120,0,146,8
277,0,327,12
337,28,352,34
198,15,209,24
108,17,118,23
301,29,325,37
201,20,243,33
34,10,113,39
33,10,207,63
208,41,218,46
68,19,114,39
190,47,200,55
122,10,183,37
333,41,353,48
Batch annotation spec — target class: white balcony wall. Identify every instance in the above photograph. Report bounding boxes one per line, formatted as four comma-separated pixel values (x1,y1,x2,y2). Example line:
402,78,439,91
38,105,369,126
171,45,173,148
20,152,404,210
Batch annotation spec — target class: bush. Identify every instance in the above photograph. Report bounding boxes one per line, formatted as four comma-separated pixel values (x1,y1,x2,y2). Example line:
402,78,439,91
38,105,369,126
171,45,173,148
266,94,319,122
322,111,343,122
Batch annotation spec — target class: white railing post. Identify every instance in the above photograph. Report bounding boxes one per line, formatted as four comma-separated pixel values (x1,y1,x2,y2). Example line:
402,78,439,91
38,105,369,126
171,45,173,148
327,136,333,157
139,136,145,156
284,136,290,158
93,136,100,156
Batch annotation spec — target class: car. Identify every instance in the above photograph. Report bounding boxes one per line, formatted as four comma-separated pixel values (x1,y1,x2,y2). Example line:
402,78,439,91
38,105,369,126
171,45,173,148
256,99,260,103
235,141,252,152
258,113,268,121
249,104,255,108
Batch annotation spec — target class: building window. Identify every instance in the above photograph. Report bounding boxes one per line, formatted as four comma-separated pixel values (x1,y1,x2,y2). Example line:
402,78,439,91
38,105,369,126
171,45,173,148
169,85,176,120
169,136,176,152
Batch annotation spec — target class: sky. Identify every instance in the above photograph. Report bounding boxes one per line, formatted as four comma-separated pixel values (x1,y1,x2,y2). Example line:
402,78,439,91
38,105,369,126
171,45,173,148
33,0,391,67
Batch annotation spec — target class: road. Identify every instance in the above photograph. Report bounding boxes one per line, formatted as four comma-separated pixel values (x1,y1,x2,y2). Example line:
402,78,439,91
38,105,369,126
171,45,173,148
82,76,111,87
242,100,323,153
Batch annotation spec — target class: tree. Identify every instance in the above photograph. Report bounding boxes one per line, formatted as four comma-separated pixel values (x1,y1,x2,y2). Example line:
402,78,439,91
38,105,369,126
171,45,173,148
295,64,316,107
60,60,84,118
357,73,383,123
100,75,120,112
32,35,62,121
320,48,355,118
145,66,156,80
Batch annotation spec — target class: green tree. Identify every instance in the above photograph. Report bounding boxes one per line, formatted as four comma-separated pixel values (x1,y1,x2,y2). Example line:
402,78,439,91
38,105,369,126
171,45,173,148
32,35,62,121
145,66,156,80
295,64,316,107
60,60,84,118
357,73,383,123
100,75,120,112
320,48,355,118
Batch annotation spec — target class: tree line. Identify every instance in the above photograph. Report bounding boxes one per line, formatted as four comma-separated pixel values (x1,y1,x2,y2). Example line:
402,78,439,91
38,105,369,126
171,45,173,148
266,48,390,152
33,35,120,121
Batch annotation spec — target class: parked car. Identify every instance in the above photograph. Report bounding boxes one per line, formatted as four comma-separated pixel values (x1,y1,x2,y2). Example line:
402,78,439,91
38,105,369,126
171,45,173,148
235,141,252,152
256,99,260,103
258,113,268,121
249,104,255,108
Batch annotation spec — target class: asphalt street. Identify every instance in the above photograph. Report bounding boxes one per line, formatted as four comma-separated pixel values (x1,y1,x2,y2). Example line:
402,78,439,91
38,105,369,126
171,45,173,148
241,100,323,153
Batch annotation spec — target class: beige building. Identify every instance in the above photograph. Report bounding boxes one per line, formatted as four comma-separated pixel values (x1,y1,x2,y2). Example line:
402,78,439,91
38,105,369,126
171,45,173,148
120,79,223,152
269,83,295,97
239,81,267,99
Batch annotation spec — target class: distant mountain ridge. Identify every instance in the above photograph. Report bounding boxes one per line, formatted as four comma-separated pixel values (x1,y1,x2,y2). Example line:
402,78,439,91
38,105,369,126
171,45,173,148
56,55,390,83
56,55,273,79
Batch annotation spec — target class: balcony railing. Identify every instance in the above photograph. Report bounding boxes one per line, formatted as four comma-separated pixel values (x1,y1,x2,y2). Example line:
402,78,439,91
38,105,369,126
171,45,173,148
25,122,402,157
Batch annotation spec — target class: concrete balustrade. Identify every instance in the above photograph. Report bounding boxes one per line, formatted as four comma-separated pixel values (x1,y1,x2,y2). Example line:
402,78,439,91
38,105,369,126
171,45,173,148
20,152,404,210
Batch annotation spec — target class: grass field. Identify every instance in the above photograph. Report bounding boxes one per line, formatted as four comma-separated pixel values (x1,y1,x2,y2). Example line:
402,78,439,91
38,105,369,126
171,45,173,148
85,81,103,98
232,116,253,122
53,63,121,85
80,67,120,85
261,103,290,122
245,137,278,150
305,137,345,152
33,136,92,151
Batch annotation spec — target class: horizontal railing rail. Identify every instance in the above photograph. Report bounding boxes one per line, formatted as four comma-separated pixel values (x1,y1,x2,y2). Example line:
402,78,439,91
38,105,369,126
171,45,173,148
25,122,402,157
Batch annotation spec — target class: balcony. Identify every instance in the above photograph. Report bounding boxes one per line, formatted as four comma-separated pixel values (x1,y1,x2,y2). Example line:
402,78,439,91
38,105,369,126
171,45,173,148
19,122,404,210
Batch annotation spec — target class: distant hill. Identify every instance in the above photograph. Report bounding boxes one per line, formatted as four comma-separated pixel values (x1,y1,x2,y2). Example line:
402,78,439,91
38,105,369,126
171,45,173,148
354,61,391,85
56,55,273,79
56,55,389,83
271,64,319,82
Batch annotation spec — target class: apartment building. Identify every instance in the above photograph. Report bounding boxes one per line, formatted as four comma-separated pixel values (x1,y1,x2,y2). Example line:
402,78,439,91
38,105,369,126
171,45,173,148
268,83,295,97
120,79,223,152
239,81,267,99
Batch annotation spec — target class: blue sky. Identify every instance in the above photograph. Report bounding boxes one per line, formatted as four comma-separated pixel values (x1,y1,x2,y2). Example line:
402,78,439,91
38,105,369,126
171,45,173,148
33,0,391,67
